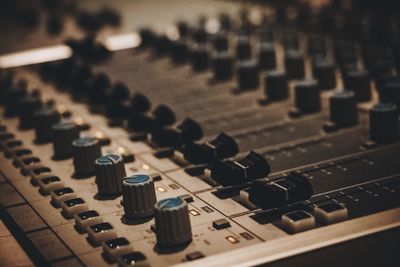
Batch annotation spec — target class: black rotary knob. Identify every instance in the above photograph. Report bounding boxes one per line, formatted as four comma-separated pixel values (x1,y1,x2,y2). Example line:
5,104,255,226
384,80,400,107
312,59,336,90
170,38,189,63
236,60,259,91
294,79,321,114
95,154,126,195
258,42,276,70
284,50,305,80
369,103,399,143
213,31,229,52
329,90,358,127
264,70,288,101
18,95,42,129
52,121,80,159
211,51,233,81
344,69,371,102
4,85,27,117
154,197,192,246
72,136,102,175
34,107,61,143
190,44,209,71
236,36,252,60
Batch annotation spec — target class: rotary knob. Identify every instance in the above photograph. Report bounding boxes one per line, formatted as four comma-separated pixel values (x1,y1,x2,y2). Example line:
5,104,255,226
312,59,336,90
284,50,305,80
52,121,80,159
236,60,259,91
122,174,157,218
18,95,42,129
294,79,321,114
211,51,233,81
344,69,372,102
34,107,61,143
369,103,399,143
95,154,126,195
72,136,102,175
264,70,288,101
258,42,276,70
329,90,358,127
154,197,192,246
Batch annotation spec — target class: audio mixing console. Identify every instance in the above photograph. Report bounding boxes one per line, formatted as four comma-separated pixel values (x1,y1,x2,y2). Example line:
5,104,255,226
0,0,399,266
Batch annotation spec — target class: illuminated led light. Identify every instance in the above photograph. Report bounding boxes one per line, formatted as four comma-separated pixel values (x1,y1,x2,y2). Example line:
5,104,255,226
103,32,142,51
189,209,200,216
156,186,166,193
74,117,84,125
57,105,67,113
205,18,220,34
226,236,239,244
249,10,263,26
117,147,126,154
0,45,72,69
95,131,104,139
166,25,180,41
142,164,150,170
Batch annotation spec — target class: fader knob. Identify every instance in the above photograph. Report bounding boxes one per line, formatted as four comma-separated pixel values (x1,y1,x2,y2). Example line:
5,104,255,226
294,79,321,113
34,107,61,143
154,197,192,246
122,174,157,218
329,90,358,127
72,137,102,175
95,154,126,195
369,103,399,143
52,121,80,159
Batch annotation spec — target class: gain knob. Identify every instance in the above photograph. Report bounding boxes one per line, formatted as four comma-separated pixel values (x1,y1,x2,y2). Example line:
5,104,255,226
52,121,80,159
95,154,126,195
122,174,157,218
369,103,399,143
72,136,102,175
154,197,192,246
18,95,42,129
329,90,358,127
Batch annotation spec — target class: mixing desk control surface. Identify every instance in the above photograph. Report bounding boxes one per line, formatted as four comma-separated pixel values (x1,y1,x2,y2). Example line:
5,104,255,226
0,0,399,266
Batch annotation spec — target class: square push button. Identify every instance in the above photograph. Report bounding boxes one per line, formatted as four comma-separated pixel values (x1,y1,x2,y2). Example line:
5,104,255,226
61,198,89,219
103,237,133,262
314,202,348,225
74,210,103,233
282,210,315,234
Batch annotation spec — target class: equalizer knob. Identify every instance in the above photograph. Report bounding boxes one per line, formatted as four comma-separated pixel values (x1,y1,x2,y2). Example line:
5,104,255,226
122,174,157,218
95,154,126,195
154,197,192,246
34,107,61,143
369,103,399,143
72,137,102,175
52,121,80,159
329,90,358,127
